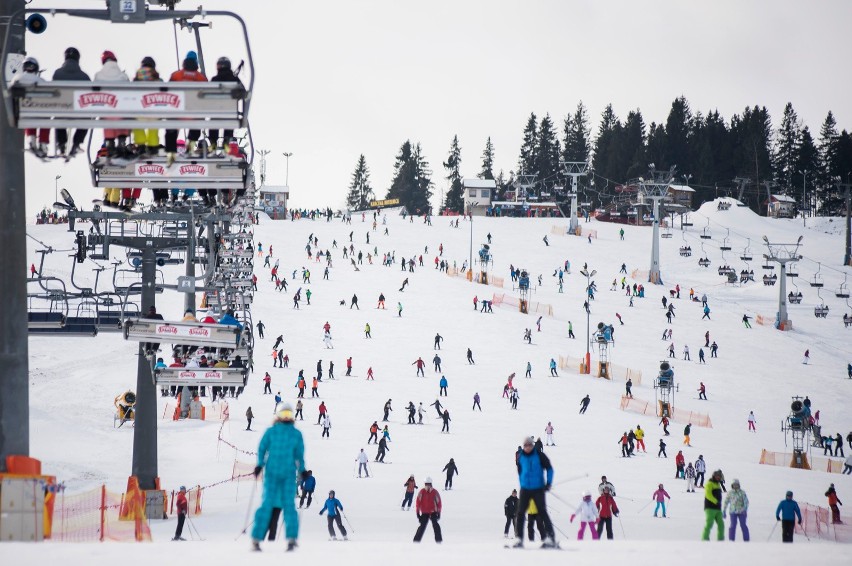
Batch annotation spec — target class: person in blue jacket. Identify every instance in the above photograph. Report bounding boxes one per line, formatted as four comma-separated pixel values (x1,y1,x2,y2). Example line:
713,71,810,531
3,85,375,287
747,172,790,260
513,436,556,548
219,309,244,331
439,375,448,396
299,470,315,508
775,491,802,543
319,490,348,540
251,403,305,552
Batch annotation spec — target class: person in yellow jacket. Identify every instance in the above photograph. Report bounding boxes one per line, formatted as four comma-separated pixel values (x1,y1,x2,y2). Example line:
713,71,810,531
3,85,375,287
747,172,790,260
132,57,161,156
635,425,646,452
525,498,546,541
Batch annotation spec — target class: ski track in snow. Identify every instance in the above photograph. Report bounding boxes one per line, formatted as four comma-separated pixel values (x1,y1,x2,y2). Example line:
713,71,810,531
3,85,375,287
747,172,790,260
20,201,851,563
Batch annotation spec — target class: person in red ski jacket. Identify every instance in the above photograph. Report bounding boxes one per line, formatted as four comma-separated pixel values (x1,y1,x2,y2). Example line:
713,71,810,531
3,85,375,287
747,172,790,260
413,478,442,542
173,486,188,541
675,451,686,478
595,486,619,539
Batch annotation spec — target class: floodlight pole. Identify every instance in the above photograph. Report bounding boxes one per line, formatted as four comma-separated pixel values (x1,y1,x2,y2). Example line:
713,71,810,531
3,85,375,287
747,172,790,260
561,162,588,234
837,182,852,266
762,236,803,331
580,268,595,374
639,166,676,285
0,0,29,473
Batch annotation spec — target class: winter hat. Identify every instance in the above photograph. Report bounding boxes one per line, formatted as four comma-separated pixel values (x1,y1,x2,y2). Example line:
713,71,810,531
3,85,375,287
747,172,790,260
425,477,433,484
731,479,741,488
582,491,591,498
141,56,156,68
329,490,335,497
101,50,117,64
179,486,186,491
186,50,198,61
786,491,793,497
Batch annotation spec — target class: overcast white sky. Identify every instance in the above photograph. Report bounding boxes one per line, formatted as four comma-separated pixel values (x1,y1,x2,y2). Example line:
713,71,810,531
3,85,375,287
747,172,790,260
20,0,852,215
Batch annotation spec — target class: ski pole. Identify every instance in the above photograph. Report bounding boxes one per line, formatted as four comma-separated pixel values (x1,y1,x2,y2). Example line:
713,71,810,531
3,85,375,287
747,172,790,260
236,478,258,540
342,511,356,535
766,520,779,541
616,514,626,539
554,472,589,487
800,523,810,541
188,516,205,541
636,499,653,514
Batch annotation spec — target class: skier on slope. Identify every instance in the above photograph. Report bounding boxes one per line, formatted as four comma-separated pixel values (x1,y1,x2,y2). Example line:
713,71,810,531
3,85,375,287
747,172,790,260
570,492,599,539
442,458,459,490
401,475,418,510
319,491,348,540
595,485,619,540
376,436,390,463
512,436,556,548
355,449,370,478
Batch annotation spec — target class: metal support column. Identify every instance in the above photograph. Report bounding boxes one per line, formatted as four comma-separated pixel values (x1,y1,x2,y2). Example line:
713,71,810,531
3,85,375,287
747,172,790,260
0,0,29,472
132,245,158,489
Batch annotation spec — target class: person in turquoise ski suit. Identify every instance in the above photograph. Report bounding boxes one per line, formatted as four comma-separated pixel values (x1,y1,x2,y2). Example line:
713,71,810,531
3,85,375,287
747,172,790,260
251,404,305,549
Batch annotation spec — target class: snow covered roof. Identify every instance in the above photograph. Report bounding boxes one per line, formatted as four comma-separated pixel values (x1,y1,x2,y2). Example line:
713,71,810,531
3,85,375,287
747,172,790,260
771,194,796,203
668,184,695,193
463,178,497,189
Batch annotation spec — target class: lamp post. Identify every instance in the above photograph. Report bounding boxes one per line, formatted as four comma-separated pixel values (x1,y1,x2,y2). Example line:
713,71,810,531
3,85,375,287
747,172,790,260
468,201,478,274
282,152,293,187
54,175,61,203
579,267,596,374
798,169,808,227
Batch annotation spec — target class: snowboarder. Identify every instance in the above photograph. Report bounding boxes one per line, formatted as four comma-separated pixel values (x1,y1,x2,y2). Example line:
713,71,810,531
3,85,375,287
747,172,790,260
652,484,670,517
319,491,348,540
250,404,304,552
512,437,556,548
413,478,442,543
723,479,750,540
570,492,599,539
776,491,803,542
442,458,459,489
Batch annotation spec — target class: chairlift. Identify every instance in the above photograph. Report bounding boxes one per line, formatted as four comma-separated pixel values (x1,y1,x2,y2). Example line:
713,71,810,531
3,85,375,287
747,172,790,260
843,298,852,328
786,265,798,278
762,273,778,286
123,319,243,350
809,263,824,288
661,225,672,239
836,274,850,299
698,257,711,268
762,257,774,271
154,367,248,388
787,281,803,304
2,6,255,132
740,238,753,261
700,219,712,239
814,288,829,318
739,268,754,284
717,200,731,211
719,229,732,251
681,214,693,228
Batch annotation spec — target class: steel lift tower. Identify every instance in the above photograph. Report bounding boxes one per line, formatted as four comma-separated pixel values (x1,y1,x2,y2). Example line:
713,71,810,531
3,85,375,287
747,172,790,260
762,235,803,331
639,165,676,285
561,161,588,234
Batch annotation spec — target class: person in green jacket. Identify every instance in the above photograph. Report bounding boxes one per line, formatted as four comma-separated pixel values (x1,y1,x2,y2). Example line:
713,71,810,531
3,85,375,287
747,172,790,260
701,469,726,540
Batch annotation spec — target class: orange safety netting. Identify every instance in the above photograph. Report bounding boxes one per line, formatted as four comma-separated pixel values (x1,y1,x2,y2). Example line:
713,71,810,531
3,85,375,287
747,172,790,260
52,485,151,542
556,356,642,384
794,503,852,543
492,293,554,316
446,268,505,288
759,449,846,474
168,486,203,517
619,397,712,428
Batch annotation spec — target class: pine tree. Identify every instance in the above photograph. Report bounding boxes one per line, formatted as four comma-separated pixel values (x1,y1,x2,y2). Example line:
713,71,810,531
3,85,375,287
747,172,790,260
563,101,590,163
663,96,691,172
792,127,819,215
535,114,560,194
730,106,774,213
773,102,800,191
621,110,647,180
386,140,433,214
592,104,620,183
816,111,839,214
479,137,495,180
443,135,464,213
518,113,538,176
346,154,374,211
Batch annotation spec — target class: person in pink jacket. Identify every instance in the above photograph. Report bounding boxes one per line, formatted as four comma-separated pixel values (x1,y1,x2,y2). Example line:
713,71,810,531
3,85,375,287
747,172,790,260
652,484,671,517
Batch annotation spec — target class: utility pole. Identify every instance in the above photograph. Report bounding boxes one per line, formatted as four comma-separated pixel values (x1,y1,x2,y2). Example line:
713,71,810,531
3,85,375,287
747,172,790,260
561,161,588,234
0,0,29,473
282,152,293,187
837,181,852,266
762,235,803,331
639,165,676,285
257,149,270,187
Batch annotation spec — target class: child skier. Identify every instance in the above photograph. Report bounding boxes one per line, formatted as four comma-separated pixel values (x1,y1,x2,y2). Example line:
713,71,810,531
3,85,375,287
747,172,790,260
570,492,599,539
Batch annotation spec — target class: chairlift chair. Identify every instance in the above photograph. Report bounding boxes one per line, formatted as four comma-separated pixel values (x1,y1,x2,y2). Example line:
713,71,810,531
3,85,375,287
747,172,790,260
681,214,693,227
700,219,712,239
835,275,850,299
719,229,732,251
810,263,824,288
787,282,803,304
814,288,829,318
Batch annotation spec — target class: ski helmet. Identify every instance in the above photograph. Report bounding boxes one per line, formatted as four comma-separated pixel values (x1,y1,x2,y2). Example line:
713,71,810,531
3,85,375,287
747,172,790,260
329,490,335,497
582,491,591,498
276,403,294,421
22,57,39,73
424,477,433,484
216,56,231,71
64,47,80,61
